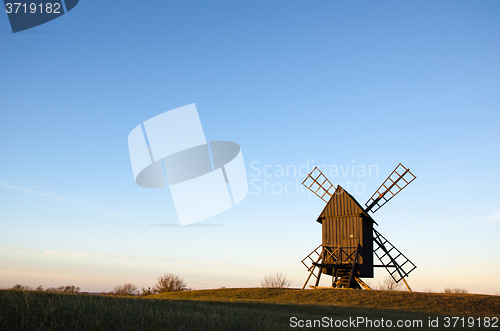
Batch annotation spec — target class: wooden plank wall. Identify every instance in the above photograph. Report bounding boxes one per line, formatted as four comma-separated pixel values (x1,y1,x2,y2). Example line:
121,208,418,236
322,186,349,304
320,187,373,277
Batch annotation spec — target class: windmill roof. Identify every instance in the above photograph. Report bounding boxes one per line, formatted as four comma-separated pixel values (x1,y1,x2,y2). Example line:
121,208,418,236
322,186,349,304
316,185,378,225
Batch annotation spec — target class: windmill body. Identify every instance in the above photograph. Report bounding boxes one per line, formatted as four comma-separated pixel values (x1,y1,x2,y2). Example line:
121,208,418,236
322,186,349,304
301,163,417,290
317,186,375,279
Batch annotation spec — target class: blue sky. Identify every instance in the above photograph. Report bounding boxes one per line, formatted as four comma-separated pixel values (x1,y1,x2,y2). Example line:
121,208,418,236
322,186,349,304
1,1,499,294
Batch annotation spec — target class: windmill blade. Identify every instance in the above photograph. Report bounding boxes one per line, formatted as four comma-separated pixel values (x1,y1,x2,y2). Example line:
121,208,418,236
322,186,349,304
302,167,336,203
373,229,416,284
365,163,416,213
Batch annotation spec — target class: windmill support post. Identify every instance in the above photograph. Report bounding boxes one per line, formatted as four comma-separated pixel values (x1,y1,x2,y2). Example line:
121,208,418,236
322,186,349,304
347,245,360,288
301,245,323,289
402,277,412,292
314,266,323,287
302,244,367,290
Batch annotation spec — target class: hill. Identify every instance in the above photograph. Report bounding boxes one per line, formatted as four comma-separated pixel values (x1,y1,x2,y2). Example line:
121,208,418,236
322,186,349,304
156,287,500,316
1,288,498,330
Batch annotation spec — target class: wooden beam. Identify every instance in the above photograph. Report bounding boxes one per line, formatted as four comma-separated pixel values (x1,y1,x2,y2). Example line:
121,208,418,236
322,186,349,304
321,214,364,219
302,247,323,289
314,267,323,287
402,277,412,292
355,277,372,290
347,244,360,288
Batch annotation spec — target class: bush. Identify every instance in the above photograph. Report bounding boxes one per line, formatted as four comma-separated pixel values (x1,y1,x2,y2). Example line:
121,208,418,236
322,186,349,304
10,284,80,293
377,277,404,291
154,273,187,293
260,272,291,288
46,286,80,294
113,283,138,296
444,288,468,294
140,287,154,296
11,284,32,291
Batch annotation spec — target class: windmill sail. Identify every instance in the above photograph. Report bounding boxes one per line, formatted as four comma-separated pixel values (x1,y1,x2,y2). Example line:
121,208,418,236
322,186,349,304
365,163,416,213
302,167,336,203
373,229,416,283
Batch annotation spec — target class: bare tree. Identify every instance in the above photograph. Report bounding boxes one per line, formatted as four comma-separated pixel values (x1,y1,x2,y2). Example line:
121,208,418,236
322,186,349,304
444,288,468,294
62,285,80,293
140,286,154,296
46,285,80,293
11,284,32,291
10,284,80,293
377,276,404,291
260,271,291,288
154,273,187,293
113,283,138,296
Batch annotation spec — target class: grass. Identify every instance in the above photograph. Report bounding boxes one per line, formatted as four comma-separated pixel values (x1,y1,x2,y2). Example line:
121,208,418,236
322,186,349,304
157,287,500,316
1,288,499,330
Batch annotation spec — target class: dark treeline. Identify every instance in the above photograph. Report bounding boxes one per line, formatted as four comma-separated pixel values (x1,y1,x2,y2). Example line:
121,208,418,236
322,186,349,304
6,272,189,296
9,284,80,293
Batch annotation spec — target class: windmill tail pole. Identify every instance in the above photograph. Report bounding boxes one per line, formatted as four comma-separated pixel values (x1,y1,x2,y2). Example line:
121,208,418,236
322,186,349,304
402,277,412,292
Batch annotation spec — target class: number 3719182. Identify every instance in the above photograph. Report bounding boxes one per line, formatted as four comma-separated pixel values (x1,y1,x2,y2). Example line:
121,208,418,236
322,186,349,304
5,3,61,14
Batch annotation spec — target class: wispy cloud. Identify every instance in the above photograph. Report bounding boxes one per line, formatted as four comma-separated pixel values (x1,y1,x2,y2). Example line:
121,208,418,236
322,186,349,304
102,211,127,217
0,246,226,266
0,181,86,206
149,223,224,227
483,212,500,224
0,181,124,217
42,250,192,262
0,246,40,254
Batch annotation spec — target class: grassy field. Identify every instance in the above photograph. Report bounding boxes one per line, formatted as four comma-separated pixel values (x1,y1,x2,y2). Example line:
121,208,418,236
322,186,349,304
1,288,499,330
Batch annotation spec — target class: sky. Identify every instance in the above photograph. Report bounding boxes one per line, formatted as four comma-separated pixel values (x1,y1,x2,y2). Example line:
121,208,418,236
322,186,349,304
1,1,499,295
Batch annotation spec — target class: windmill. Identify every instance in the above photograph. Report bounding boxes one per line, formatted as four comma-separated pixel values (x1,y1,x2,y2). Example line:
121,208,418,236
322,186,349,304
301,163,417,291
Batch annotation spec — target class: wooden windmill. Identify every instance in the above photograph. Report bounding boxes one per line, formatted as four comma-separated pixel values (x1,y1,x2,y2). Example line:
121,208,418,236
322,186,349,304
301,163,417,291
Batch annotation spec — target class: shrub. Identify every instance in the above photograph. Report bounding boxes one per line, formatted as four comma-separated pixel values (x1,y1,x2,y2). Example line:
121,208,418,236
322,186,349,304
113,283,138,296
10,284,80,293
11,284,32,291
140,286,154,296
260,272,291,288
46,286,80,294
154,273,187,293
377,277,404,291
444,288,468,294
